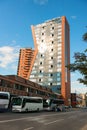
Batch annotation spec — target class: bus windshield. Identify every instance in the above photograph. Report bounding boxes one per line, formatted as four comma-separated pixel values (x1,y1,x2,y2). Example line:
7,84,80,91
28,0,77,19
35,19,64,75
12,97,22,106
43,99,51,107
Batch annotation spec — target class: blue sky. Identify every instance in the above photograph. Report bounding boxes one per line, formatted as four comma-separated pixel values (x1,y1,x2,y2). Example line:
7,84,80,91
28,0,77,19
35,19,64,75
0,0,87,93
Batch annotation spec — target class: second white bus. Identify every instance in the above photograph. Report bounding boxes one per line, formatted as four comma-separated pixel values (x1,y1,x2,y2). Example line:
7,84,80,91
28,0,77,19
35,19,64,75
43,98,64,111
12,96,43,112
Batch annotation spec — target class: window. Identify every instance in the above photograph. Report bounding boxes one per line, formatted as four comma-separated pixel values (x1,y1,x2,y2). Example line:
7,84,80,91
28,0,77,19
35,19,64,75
52,34,54,37
57,72,61,76
42,26,44,29
25,98,42,103
40,62,42,65
51,57,53,59
42,40,43,42
58,35,61,39
41,54,44,57
29,88,34,93
50,73,53,76
40,70,42,73
39,79,41,82
51,65,53,68
51,49,53,51
0,79,2,85
20,85,25,90
14,84,19,90
42,33,44,35
57,77,61,82
52,41,54,44
52,27,54,29
50,83,52,86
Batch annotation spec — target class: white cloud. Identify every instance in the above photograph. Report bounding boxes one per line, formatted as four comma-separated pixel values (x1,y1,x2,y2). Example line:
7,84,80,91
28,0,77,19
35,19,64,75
12,40,16,44
34,0,48,5
70,72,87,94
71,85,87,94
71,80,80,85
71,73,76,78
71,79,87,94
71,16,77,19
0,46,20,68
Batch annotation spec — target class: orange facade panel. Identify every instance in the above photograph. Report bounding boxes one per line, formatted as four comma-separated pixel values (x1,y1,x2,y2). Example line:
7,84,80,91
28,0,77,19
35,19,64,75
61,16,71,105
17,48,35,79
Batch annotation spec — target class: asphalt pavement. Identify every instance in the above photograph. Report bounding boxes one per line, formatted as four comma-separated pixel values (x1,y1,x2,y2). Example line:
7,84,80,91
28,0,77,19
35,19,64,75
0,108,87,130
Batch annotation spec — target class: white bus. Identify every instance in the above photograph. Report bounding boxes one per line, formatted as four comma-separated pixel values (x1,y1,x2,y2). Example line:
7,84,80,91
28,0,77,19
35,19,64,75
0,91,10,111
43,98,64,111
12,96,43,112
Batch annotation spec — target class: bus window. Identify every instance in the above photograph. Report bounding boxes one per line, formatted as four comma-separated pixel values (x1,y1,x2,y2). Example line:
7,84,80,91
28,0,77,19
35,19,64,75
0,93,9,99
22,98,26,108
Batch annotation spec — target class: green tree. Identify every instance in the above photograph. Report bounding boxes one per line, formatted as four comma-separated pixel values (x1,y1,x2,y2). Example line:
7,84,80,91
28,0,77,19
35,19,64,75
67,32,87,85
83,32,87,41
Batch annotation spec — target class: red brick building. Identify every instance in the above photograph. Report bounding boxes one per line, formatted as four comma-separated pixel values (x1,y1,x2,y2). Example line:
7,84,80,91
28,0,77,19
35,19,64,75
0,75,59,99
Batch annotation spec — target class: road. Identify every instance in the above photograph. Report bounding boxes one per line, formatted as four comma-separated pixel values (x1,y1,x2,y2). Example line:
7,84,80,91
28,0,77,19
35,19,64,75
0,109,87,130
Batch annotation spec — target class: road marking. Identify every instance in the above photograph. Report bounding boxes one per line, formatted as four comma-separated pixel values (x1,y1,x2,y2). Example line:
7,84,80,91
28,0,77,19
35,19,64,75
0,117,32,123
68,115,77,119
24,127,34,130
44,119,64,125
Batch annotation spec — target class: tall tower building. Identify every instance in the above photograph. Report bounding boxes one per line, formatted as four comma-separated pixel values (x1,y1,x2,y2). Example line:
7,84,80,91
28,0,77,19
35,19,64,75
17,48,36,79
17,16,71,105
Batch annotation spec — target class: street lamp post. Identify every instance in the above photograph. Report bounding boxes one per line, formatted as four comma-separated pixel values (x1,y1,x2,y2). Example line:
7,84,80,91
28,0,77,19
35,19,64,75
85,93,87,107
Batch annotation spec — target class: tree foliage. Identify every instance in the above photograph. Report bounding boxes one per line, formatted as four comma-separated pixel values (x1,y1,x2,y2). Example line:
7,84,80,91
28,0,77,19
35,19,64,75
83,32,87,42
67,32,87,85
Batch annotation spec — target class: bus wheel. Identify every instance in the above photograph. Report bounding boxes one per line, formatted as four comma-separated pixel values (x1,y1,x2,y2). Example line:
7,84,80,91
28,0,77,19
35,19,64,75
54,107,57,112
55,109,57,112
37,108,39,112
26,109,28,112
